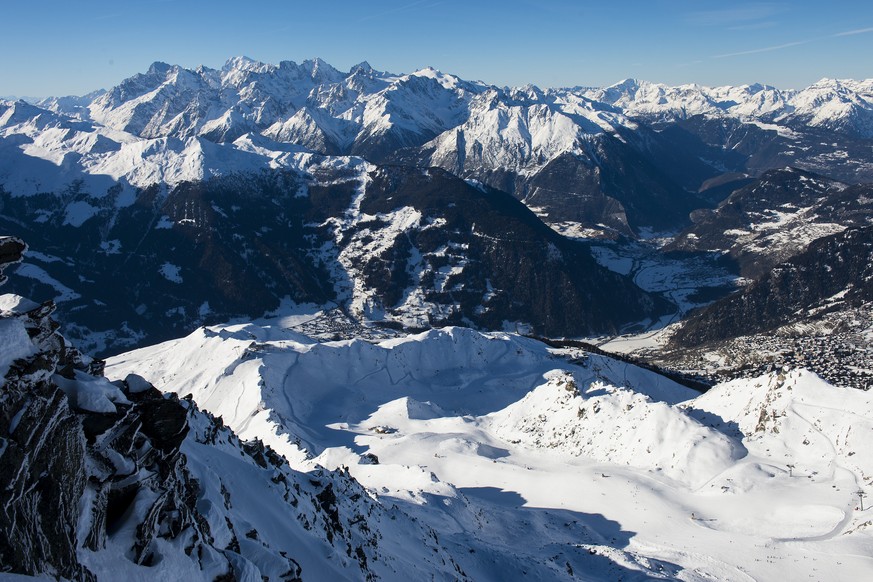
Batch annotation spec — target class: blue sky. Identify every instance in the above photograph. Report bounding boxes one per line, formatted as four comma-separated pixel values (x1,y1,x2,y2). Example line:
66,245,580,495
3,0,872,96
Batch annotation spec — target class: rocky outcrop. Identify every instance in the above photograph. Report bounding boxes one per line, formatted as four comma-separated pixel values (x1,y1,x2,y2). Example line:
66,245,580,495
0,237,25,286
0,241,200,579
0,236,91,578
0,238,467,581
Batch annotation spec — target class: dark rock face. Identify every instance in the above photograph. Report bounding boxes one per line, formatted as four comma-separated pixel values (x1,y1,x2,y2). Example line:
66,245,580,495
0,366,86,579
0,236,25,286
0,240,88,579
577,132,708,233
83,391,200,569
0,238,464,581
0,172,337,354
520,151,632,235
672,225,873,346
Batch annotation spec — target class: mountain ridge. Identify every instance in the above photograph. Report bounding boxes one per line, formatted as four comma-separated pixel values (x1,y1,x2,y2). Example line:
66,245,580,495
5,57,870,241
2,56,872,360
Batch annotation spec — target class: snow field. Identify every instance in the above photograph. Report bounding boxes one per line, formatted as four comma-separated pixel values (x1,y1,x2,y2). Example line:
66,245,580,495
106,324,873,580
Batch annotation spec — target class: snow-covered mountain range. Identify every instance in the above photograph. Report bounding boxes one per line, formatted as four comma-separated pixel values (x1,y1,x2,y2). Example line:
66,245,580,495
35,58,873,152
31,57,485,164
2,57,871,353
3,56,873,581
582,77,873,134
4,57,873,236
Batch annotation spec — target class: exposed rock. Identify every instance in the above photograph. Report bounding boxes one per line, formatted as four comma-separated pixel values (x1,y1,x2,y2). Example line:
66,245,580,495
0,236,26,286
0,238,470,581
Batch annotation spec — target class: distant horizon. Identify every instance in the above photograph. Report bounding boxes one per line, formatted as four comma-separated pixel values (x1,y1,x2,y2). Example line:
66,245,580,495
3,54,873,101
2,0,872,97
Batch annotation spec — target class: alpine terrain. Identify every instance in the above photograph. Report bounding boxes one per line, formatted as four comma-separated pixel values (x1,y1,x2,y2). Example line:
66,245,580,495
1,56,873,581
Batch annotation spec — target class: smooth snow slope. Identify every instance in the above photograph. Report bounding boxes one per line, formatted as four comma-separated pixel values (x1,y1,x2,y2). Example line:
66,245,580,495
107,324,873,581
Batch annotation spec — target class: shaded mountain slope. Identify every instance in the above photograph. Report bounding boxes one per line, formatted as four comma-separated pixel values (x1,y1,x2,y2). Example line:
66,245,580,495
354,165,671,334
2,160,668,355
672,225,873,346
668,167,873,278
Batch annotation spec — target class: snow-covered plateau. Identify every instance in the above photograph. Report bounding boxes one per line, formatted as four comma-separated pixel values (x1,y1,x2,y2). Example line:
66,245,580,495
102,322,873,581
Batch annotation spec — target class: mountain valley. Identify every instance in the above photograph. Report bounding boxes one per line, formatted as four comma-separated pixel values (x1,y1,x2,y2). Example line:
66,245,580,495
2,57,873,580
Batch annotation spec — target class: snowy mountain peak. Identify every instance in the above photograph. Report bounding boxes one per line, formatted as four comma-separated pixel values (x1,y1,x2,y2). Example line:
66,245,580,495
407,65,479,94
0,99,41,122
744,82,772,93
611,77,643,90
221,55,268,73
350,60,375,74
146,60,173,76
410,65,451,81
511,83,546,102
0,99,79,133
300,57,345,84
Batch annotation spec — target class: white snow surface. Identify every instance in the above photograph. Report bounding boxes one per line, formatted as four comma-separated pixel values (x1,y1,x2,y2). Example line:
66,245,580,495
0,316,35,384
63,200,100,227
158,262,183,284
106,323,873,580
12,263,81,302
3,63,872,203
53,369,131,413
0,293,39,315
426,87,618,175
